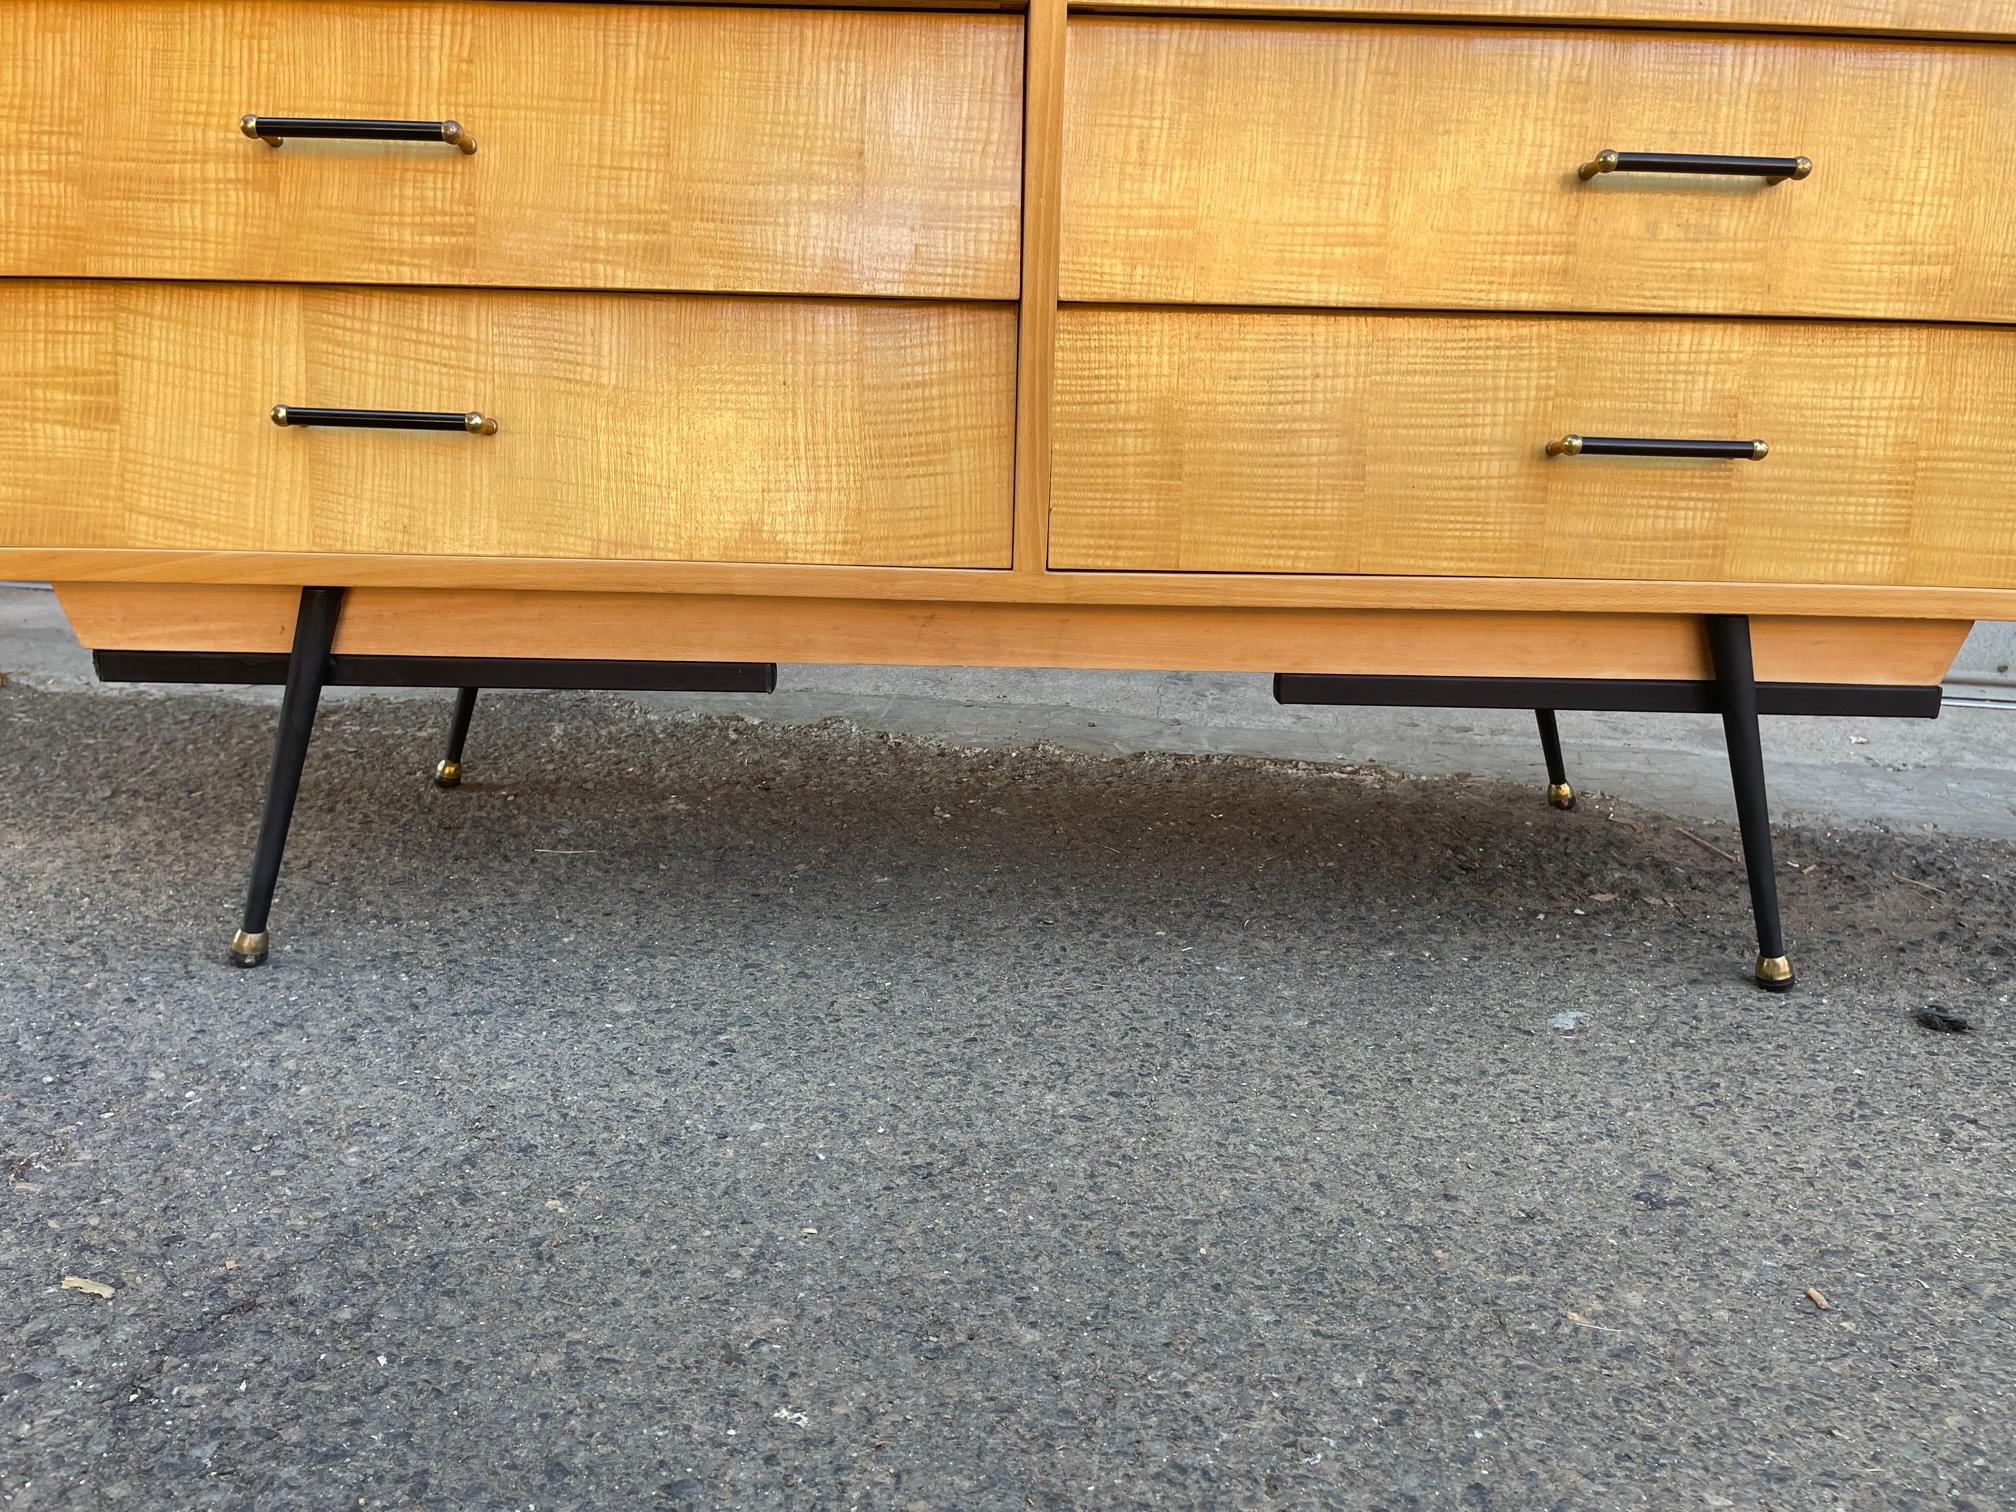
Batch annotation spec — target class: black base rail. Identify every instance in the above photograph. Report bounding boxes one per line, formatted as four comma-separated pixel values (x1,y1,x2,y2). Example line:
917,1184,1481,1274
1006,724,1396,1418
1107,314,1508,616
94,650,777,694
1272,673,1940,720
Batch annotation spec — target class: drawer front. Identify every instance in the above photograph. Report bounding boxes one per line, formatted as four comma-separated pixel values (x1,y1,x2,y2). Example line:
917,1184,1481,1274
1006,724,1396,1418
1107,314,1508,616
1061,21,2016,322
1074,0,2014,39
0,1,1022,298
1050,308,2016,588
0,285,1016,568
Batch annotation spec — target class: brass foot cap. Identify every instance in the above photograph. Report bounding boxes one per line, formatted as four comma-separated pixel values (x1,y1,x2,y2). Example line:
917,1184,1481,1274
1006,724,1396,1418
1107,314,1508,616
433,759,462,788
229,929,270,968
1547,782,1576,811
1754,954,1796,992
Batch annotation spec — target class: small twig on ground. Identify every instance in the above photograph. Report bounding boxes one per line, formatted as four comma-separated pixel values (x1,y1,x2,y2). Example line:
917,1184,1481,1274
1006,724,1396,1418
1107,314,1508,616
1563,1310,1621,1333
1891,872,1945,896
1676,828,1740,865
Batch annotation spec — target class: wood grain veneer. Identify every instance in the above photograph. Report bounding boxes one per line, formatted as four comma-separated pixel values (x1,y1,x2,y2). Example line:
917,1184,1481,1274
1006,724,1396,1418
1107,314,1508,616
0,283,1017,568
14,550,2016,623
7,5,2015,634
1050,308,2016,588
0,1,1023,298
1073,0,2016,40
1061,20,2016,322
51,585,1975,687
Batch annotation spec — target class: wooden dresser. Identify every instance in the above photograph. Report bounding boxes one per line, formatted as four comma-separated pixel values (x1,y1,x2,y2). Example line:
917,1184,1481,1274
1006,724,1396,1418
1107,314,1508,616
2,0,2010,984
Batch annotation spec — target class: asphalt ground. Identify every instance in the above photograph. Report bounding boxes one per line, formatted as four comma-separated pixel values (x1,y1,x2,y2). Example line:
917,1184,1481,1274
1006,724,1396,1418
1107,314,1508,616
3,682,2013,1509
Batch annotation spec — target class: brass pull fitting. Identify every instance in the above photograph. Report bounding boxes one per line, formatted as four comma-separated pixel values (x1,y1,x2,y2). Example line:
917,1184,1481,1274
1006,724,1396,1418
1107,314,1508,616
1578,149,1811,184
242,116,477,154
272,406,499,436
1548,435,1768,460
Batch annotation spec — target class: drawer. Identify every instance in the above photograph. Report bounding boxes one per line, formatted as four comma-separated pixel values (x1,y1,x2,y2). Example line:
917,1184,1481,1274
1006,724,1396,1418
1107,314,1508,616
1071,0,2012,39
0,1,1022,298
1050,308,2016,588
0,284,1016,568
1061,21,2016,322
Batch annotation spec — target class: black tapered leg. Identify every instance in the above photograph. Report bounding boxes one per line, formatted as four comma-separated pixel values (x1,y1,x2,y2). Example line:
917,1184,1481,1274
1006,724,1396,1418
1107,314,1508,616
434,687,479,787
1706,615,1794,992
230,587,345,967
1535,708,1575,810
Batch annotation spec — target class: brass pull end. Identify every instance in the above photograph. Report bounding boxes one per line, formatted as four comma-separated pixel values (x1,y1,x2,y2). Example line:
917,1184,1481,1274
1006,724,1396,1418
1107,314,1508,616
464,412,499,435
1546,435,1584,457
441,121,478,155
1576,151,1620,181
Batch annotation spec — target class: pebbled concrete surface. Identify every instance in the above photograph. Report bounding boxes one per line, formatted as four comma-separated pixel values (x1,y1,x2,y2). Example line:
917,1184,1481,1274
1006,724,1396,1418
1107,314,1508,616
3,682,2014,1509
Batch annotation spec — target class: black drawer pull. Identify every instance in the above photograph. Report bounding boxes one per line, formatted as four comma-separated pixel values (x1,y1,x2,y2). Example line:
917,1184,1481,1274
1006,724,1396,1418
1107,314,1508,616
1578,150,1810,184
272,407,499,436
1547,435,1767,460
241,116,477,154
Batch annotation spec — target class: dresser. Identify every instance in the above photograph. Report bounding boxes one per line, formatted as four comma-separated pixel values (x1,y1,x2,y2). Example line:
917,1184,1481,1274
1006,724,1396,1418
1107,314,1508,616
2,0,2010,984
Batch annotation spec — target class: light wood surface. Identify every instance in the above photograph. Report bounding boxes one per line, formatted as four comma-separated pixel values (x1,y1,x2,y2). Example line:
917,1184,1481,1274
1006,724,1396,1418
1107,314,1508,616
52,585,1974,686
1060,20,2016,322
1051,308,2016,588
0,1,1022,298
1012,0,1067,575
0,283,1017,568
1072,0,2016,39
18,548,2016,623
